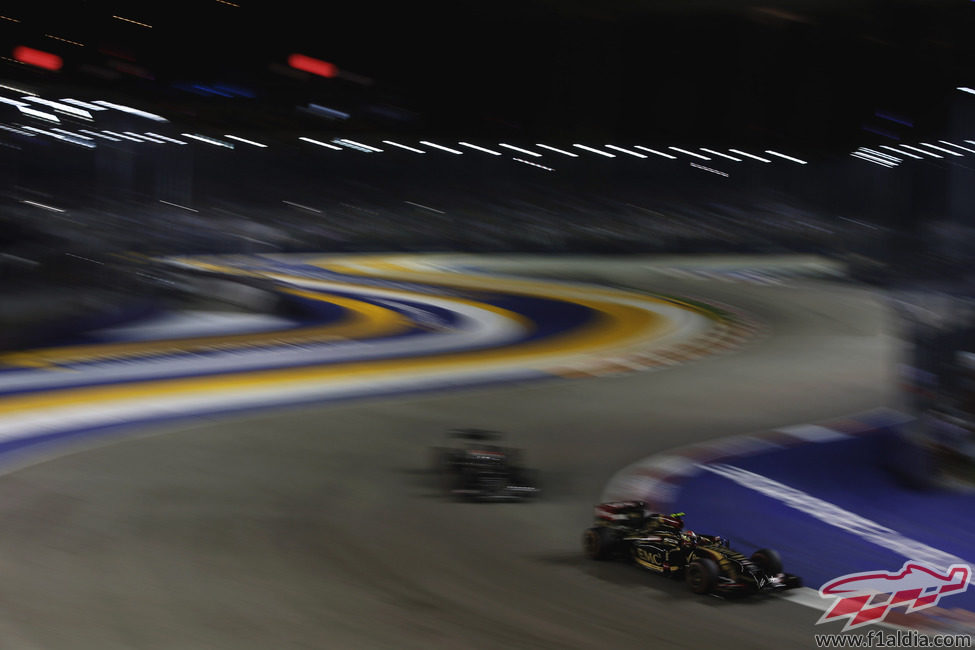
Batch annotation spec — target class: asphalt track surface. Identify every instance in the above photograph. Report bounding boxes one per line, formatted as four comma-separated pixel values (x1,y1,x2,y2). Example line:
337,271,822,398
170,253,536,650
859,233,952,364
0,258,899,649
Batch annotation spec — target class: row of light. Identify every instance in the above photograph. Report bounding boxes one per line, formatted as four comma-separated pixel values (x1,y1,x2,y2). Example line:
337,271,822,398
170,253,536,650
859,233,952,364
0,89,810,165
851,140,975,168
0,92,168,124
2,124,815,176
298,138,808,165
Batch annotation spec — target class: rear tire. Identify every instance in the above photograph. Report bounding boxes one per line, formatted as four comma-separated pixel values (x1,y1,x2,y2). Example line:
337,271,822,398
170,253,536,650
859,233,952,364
686,557,720,594
750,548,783,575
583,527,619,560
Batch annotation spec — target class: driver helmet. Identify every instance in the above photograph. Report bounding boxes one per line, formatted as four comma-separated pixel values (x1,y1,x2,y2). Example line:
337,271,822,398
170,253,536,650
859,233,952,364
659,513,685,530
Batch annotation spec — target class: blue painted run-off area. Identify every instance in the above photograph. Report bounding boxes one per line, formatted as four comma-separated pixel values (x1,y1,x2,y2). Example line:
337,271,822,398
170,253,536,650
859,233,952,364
677,428,975,611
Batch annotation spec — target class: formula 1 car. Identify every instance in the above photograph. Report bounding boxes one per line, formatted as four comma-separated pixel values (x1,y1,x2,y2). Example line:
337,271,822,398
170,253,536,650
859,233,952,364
431,429,540,501
583,501,802,596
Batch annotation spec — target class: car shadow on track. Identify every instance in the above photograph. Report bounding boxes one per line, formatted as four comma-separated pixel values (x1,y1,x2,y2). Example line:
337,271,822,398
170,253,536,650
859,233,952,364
536,552,792,607
393,465,557,502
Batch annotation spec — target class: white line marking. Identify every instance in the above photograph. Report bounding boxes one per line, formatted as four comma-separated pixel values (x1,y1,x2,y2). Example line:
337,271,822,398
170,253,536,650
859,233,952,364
700,464,967,569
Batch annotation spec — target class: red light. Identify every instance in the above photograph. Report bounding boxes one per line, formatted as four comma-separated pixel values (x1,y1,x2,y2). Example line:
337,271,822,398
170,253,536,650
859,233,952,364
288,53,337,78
13,46,63,71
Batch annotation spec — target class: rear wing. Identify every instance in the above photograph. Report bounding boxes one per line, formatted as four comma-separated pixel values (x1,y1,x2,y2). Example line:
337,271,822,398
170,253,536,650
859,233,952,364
595,501,647,522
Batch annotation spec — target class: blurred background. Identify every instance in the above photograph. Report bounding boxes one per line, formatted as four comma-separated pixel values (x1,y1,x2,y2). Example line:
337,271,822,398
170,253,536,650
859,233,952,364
0,0,974,542
2,3,975,645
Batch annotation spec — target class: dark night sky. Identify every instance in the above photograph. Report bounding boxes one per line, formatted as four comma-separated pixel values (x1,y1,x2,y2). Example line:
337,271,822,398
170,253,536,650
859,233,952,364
4,1,975,150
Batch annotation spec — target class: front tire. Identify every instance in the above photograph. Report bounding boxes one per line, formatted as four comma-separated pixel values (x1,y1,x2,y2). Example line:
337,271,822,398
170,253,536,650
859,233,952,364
686,557,719,594
584,527,620,560
750,548,783,575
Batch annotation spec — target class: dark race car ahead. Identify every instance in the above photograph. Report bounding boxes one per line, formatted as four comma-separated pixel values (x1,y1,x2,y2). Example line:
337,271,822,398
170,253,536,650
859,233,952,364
431,429,539,501
584,501,802,596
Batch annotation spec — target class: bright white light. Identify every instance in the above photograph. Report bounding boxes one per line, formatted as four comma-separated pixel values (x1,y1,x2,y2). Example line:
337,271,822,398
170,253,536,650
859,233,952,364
0,84,34,96
498,143,541,157
938,140,975,154
669,147,710,160
18,106,59,122
283,200,322,214
958,87,975,95
900,144,941,158
419,141,463,154
728,149,771,162
879,144,921,160
689,162,729,177
78,129,119,141
300,137,342,150
852,151,897,166
92,100,167,122
306,104,349,119
21,200,65,212
0,124,35,136
859,147,901,162
102,130,142,142
605,145,647,158
382,140,425,153
22,127,94,148
535,143,578,157
159,200,198,213
512,157,553,171
765,150,808,164
225,134,268,148
334,138,382,152
458,142,502,155
919,142,962,156
59,98,108,111
0,97,30,108
24,97,91,120
572,144,615,157
52,128,92,140
700,148,742,162
181,133,234,148
404,201,445,214
852,152,895,168
634,146,676,159
145,132,187,145
126,132,164,143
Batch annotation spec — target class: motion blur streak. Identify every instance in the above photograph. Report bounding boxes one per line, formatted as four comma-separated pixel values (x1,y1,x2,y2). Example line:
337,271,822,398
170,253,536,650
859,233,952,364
534,143,578,157
299,137,342,149
764,150,808,164
381,140,425,153
12,45,62,70
728,149,772,162
901,144,941,158
669,147,711,160
700,148,742,161
419,140,463,154
572,144,615,157
459,142,502,155
498,143,542,157
17,106,58,122
880,144,921,159
91,100,167,121
605,145,647,158
634,145,677,158
287,53,338,78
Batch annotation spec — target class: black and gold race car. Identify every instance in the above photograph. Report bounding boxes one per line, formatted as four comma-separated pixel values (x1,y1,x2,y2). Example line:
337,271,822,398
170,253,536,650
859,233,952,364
583,501,802,596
